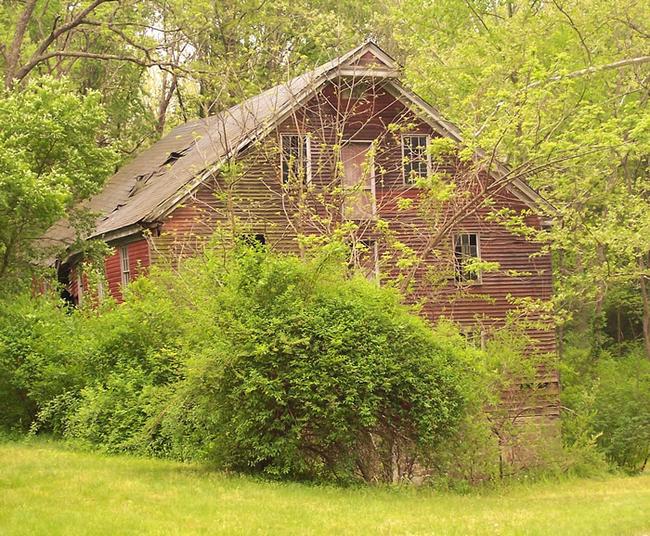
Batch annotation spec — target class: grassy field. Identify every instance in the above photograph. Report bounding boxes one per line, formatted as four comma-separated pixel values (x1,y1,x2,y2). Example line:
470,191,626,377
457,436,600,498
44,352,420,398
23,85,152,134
0,442,649,535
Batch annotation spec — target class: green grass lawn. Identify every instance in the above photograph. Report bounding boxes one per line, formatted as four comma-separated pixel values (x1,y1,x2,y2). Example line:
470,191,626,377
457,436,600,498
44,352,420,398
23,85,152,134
1,442,649,535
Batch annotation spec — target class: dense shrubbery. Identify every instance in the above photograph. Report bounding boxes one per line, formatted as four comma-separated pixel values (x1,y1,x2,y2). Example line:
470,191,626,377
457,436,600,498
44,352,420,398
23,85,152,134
2,243,644,482
170,248,473,481
0,244,479,483
562,343,650,474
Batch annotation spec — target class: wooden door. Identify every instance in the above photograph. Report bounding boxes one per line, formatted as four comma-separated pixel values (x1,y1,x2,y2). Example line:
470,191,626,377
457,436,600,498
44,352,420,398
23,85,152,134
341,142,375,220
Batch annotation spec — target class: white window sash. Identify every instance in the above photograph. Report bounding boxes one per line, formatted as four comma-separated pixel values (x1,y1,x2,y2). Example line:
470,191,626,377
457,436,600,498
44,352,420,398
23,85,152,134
401,134,431,185
120,245,130,287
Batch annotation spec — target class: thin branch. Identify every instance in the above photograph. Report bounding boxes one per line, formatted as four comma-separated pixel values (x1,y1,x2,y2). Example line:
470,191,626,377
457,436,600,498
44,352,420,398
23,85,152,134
14,50,190,80
528,56,650,89
11,0,118,83
551,0,592,65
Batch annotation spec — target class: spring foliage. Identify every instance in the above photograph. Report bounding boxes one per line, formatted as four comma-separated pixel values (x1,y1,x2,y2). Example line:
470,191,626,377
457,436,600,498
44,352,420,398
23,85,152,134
0,77,116,286
0,244,476,483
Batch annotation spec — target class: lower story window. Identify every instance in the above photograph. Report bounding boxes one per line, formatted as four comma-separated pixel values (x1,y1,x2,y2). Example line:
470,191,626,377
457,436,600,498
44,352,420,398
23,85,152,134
349,239,379,280
239,233,266,248
454,233,480,282
76,268,83,305
120,245,130,287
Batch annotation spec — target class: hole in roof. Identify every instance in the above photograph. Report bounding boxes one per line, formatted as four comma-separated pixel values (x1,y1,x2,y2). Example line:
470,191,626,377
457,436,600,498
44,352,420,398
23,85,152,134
162,144,193,167
128,171,155,197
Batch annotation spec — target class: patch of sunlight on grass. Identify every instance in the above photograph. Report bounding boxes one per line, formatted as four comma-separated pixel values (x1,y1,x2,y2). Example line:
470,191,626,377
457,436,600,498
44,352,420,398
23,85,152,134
0,441,649,535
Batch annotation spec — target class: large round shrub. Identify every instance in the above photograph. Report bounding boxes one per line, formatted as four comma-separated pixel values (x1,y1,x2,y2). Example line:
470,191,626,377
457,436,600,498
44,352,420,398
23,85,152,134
180,246,472,483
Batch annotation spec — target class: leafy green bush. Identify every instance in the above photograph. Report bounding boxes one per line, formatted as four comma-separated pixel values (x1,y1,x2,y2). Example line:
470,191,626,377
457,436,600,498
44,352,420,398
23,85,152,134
47,277,185,449
166,246,473,483
0,293,85,431
3,243,568,484
0,275,184,445
590,353,650,472
562,343,650,474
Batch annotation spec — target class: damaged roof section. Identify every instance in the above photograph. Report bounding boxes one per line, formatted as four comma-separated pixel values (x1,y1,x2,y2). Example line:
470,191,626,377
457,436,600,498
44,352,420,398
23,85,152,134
41,40,551,255
41,40,373,249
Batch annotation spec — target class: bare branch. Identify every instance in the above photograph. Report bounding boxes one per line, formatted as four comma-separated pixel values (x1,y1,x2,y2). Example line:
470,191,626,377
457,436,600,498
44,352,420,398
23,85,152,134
10,0,119,84
14,50,189,81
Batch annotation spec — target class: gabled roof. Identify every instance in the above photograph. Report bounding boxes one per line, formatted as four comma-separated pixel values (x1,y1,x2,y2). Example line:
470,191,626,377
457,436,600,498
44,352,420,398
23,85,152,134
43,41,550,250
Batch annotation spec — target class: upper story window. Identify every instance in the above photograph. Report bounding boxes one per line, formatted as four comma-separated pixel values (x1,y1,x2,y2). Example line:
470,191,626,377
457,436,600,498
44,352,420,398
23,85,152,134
120,245,130,287
454,233,480,283
281,134,310,185
402,134,429,184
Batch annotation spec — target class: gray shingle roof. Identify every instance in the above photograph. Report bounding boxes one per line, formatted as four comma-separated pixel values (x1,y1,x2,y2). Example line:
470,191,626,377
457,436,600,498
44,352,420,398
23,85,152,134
43,42,377,248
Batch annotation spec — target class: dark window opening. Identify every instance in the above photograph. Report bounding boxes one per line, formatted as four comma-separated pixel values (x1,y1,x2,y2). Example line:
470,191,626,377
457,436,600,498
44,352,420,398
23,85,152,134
403,135,429,184
454,233,480,282
57,262,75,309
281,134,309,184
239,233,266,248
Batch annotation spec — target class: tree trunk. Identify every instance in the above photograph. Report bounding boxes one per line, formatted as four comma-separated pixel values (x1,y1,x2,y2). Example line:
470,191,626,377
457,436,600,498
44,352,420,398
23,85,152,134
156,74,178,135
638,254,650,360
4,0,38,89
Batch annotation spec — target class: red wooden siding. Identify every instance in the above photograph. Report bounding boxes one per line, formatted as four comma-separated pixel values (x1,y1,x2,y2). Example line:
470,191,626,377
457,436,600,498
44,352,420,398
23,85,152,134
69,238,151,304
146,79,558,420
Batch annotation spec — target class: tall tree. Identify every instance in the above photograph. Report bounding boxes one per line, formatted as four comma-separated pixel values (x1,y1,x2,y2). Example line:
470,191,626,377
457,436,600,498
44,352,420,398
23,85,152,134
382,0,650,357
0,77,116,287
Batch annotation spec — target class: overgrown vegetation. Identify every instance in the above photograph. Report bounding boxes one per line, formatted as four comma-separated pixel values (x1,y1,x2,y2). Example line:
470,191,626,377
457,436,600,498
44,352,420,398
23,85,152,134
2,241,645,483
0,244,483,483
0,0,648,487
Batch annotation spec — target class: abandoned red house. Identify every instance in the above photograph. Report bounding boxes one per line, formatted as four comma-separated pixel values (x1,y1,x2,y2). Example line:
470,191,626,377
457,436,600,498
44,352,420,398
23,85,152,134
44,41,559,424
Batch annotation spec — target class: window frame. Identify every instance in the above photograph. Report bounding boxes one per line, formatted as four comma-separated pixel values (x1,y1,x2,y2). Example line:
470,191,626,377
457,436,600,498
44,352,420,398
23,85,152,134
280,134,311,185
119,245,130,287
97,278,105,302
453,232,482,284
366,239,380,281
349,238,380,281
401,134,431,185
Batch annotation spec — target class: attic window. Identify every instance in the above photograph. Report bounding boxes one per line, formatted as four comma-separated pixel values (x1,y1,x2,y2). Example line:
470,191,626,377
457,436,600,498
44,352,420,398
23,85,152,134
340,81,370,100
